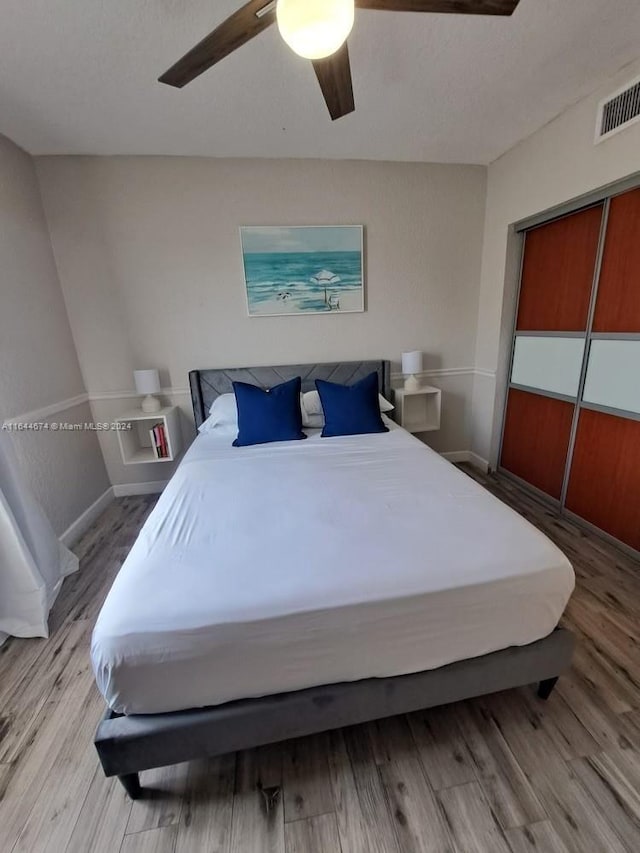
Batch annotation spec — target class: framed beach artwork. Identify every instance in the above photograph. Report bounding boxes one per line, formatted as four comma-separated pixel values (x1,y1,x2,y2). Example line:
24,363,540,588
240,225,364,316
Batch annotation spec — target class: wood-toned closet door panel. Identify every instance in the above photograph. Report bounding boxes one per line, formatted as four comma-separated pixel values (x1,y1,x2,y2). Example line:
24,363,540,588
500,389,574,500
566,409,640,550
592,187,640,333
516,204,603,332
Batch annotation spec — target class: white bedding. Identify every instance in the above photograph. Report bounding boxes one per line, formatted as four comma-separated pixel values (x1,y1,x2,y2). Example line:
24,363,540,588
91,420,574,714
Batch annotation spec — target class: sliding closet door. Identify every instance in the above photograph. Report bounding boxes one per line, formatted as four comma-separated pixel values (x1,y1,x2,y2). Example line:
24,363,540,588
566,411,640,550
501,389,575,499
592,187,640,332
565,187,640,549
500,204,603,499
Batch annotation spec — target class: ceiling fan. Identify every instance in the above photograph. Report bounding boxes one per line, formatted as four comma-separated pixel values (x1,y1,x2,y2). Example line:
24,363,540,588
159,0,521,121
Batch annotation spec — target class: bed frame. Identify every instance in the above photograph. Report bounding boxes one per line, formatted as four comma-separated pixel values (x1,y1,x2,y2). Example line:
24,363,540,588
94,359,575,799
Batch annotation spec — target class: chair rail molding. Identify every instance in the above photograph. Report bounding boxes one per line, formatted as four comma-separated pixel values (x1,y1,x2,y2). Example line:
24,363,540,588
390,366,496,382
89,387,191,402
1,388,192,427
4,370,497,426
2,392,89,426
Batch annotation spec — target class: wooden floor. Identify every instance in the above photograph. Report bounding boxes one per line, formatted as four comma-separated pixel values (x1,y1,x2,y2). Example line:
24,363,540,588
1,469,639,853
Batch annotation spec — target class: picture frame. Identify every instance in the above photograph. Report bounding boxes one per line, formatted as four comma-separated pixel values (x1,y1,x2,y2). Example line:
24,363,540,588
240,225,364,317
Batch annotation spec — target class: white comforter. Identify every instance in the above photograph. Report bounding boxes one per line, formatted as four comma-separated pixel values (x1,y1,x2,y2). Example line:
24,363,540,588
92,421,574,714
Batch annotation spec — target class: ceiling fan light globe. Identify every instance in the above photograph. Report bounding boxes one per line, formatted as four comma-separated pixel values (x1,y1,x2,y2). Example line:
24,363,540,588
277,0,355,60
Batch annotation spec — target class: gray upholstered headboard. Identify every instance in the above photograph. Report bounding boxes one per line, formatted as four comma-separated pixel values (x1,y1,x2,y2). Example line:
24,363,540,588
189,360,391,429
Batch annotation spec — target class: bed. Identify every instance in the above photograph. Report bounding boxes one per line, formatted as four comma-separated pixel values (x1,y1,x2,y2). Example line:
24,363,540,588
93,360,575,798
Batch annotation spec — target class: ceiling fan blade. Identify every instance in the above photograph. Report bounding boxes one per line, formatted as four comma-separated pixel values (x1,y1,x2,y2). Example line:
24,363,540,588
159,0,277,88
312,42,355,121
355,0,520,14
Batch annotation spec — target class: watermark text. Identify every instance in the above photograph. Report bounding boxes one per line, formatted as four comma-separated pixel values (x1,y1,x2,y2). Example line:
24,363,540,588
2,422,133,432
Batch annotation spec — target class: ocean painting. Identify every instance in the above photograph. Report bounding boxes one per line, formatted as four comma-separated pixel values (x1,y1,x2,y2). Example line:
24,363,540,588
240,226,364,316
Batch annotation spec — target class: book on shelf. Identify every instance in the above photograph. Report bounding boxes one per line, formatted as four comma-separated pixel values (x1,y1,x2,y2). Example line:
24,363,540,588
149,423,169,459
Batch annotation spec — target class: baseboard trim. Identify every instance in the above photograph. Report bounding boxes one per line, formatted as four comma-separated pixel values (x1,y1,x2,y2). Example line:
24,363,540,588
59,480,168,545
441,450,489,473
441,451,468,463
113,481,168,497
468,452,490,473
60,486,115,548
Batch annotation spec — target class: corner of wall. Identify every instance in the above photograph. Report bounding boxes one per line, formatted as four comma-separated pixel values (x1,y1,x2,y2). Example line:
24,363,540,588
0,133,111,537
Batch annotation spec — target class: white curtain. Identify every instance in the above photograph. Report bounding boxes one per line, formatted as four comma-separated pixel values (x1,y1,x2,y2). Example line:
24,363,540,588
0,431,78,644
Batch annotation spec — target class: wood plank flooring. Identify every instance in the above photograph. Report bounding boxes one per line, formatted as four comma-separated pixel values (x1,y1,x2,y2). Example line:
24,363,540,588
0,469,638,853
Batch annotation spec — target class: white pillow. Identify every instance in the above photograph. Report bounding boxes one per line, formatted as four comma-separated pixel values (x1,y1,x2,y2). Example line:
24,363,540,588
301,412,324,429
200,391,317,433
378,394,395,413
302,389,394,417
198,393,238,434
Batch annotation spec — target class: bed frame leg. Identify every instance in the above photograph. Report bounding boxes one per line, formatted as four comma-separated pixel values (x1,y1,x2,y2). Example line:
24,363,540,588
537,677,559,701
118,773,142,799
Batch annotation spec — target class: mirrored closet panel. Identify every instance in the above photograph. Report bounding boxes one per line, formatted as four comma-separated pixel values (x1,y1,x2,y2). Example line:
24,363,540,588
500,185,640,553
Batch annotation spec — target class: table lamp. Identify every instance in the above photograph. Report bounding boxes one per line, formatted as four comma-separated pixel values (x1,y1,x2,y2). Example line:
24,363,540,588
134,369,161,413
401,351,423,392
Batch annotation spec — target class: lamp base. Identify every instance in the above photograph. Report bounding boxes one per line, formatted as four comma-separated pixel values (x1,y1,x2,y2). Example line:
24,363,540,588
404,374,421,392
141,394,161,414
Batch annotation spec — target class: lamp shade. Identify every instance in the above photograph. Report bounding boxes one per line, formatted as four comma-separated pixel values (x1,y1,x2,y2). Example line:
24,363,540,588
134,369,160,395
401,351,423,375
277,0,354,60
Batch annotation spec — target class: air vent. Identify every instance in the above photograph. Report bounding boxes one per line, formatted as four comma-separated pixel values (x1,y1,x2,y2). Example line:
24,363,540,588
595,75,640,143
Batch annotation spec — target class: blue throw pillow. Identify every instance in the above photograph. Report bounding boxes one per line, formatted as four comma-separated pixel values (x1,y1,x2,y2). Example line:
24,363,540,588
315,372,389,438
232,376,306,447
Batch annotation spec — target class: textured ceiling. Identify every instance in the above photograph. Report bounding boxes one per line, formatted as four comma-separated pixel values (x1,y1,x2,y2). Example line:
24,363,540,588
0,0,639,164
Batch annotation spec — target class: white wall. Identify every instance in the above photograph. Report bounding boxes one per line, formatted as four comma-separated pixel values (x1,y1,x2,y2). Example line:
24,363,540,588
473,57,640,465
0,134,110,535
36,157,487,485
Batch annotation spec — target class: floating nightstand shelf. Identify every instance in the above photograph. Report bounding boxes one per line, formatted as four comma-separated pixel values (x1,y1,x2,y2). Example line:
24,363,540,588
115,406,182,465
394,386,441,433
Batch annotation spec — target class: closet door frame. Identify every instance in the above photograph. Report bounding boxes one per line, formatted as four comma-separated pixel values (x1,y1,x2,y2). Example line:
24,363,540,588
496,174,640,558
557,198,610,507
497,229,555,503
497,201,606,507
